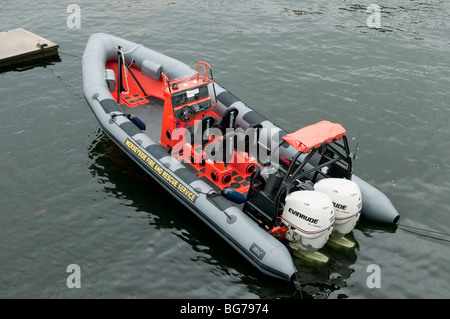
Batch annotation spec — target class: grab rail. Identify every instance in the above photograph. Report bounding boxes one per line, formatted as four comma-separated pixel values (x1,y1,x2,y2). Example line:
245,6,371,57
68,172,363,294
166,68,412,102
197,62,217,107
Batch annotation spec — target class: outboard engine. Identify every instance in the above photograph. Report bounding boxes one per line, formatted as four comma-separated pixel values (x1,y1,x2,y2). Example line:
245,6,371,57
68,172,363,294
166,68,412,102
314,178,362,235
281,191,335,251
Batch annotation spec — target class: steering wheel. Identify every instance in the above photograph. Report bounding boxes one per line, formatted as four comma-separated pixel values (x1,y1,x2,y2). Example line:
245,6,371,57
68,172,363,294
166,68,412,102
180,105,195,123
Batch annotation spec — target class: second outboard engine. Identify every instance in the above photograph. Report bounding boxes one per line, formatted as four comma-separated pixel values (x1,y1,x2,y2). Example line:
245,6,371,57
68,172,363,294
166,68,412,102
314,178,362,236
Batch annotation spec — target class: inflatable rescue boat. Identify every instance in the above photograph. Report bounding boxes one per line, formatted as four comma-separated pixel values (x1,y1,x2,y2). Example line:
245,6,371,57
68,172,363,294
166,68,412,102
82,33,400,281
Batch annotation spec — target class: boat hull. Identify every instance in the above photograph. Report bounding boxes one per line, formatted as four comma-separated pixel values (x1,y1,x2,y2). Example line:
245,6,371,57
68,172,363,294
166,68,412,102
82,33,297,281
82,32,399,281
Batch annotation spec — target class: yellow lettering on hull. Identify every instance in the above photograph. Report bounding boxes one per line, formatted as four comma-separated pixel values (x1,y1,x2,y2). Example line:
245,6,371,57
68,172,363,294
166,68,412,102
125,139,197,202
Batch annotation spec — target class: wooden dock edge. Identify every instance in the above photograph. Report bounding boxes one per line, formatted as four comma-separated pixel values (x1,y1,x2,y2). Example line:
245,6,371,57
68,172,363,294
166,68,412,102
0,28,60,70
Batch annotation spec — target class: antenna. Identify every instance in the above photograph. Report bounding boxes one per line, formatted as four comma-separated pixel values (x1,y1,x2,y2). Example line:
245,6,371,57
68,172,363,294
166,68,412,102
352,133,360,160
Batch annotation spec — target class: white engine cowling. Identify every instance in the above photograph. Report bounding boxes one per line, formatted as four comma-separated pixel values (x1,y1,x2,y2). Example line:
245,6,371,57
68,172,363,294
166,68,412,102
314,178,362,235
281,190,335,250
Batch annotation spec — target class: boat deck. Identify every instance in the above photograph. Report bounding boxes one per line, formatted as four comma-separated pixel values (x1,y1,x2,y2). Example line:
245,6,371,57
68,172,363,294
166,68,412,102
119,95,164,142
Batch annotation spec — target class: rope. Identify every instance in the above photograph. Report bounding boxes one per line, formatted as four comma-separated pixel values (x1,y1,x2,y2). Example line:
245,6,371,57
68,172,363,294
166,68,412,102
292,271,304,299
59,51,82,59
397,223,450,243
122,44,142,67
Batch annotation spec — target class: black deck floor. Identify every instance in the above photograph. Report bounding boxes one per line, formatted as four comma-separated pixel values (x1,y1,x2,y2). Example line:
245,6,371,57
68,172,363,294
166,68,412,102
119,95,165,142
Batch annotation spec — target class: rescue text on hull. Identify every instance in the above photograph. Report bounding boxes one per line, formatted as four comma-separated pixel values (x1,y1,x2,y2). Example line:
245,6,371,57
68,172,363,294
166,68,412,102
82,33,400,281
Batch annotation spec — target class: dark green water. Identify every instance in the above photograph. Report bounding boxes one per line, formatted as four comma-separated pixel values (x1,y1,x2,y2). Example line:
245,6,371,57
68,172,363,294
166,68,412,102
1,0,449,299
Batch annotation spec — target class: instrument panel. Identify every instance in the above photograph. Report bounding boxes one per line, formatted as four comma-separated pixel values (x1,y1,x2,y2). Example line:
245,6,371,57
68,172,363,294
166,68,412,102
171,84,212,122
171,84,209,107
